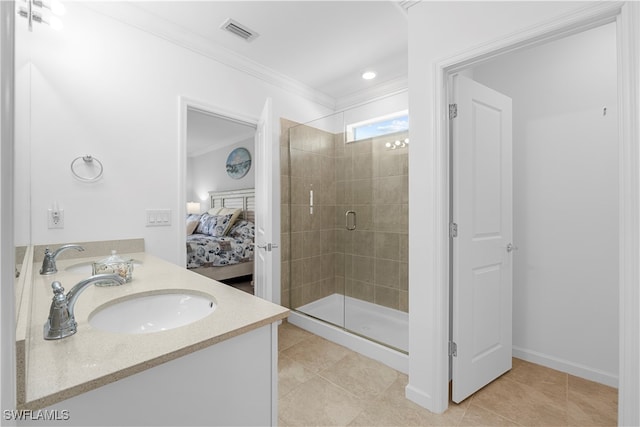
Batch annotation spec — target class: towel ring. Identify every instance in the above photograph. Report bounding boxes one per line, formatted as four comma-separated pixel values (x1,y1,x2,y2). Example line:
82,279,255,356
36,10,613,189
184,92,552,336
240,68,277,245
71,155,104,182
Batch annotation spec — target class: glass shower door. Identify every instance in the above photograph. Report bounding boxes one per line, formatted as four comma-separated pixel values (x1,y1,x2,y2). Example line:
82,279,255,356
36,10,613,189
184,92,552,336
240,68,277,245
287,112,346,329
287,106,409,353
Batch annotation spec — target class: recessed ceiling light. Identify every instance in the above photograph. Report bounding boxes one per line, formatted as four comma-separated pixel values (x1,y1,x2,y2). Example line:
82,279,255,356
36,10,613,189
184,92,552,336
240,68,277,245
362,71,377,80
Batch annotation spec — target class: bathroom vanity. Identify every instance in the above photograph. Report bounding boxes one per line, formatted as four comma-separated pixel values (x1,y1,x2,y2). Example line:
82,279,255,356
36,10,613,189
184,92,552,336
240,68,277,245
15,248,289,426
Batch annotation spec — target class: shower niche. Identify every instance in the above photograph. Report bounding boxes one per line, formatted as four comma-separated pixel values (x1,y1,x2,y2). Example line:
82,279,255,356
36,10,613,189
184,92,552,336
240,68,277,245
284,102,409,353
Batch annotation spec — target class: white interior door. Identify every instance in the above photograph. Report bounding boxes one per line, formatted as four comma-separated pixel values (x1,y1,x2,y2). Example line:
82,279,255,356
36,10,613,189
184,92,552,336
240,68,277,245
253,98,275,301
452,76,513,403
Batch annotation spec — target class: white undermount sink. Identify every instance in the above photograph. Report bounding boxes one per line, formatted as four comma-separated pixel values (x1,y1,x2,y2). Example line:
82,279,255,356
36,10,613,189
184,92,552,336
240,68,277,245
89,292,216,334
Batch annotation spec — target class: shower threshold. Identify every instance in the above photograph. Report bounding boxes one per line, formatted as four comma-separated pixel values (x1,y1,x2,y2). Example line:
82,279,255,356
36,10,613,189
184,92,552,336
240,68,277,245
291,294,409,373
296,293,408,353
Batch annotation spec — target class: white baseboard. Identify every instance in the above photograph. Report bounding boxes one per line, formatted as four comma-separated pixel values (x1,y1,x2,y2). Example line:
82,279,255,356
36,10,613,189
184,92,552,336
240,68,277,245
512,346,618,388
405,384,441,412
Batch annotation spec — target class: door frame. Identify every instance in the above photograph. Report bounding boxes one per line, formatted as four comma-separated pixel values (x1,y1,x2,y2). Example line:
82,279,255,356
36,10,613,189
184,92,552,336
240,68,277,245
178,97,258,272
430,2,639,423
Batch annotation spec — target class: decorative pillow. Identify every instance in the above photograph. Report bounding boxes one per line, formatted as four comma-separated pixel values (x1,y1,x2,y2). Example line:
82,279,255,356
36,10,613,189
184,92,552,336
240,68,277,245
229,220,255,240
186,214,201,235
220,208,242,234
195,213,234,237
206,207,242,235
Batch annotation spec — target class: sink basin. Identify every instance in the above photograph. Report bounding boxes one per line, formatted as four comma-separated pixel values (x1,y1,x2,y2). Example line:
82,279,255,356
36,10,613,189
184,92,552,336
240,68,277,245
65,260,143,274
89,292,216,334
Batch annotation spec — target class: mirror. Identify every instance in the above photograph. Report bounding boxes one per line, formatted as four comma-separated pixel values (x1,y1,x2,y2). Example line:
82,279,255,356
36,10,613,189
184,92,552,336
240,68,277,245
13,2,407,293
14,3,33,284
15,3,194,269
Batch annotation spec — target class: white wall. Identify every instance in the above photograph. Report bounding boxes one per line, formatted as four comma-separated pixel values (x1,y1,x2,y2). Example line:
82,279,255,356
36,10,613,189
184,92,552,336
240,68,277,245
16,2,333,265
407,0,606,413
472,22,618,385
187,138,255,207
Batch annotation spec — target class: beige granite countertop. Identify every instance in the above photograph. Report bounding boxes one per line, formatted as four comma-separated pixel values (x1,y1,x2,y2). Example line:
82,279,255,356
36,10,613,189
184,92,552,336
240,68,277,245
21,252,289,410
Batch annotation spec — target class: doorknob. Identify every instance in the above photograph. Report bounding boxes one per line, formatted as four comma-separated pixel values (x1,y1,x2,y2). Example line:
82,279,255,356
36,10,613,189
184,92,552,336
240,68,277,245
506,243,518,252
255,243,278,251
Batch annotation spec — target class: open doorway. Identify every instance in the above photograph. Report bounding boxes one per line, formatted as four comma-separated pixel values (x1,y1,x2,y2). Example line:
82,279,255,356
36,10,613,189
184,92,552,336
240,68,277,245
185,105,257,295
448,21,619,420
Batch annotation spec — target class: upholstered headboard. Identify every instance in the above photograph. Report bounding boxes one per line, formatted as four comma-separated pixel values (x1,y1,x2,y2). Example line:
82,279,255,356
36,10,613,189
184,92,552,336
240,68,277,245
209,188,255,222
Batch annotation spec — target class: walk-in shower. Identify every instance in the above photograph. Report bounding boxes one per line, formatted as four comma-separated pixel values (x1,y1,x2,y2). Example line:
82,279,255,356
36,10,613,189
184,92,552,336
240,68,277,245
282,99,409,367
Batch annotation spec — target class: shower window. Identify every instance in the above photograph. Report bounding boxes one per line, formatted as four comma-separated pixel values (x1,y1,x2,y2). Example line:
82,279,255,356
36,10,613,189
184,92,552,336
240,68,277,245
345,109,408,142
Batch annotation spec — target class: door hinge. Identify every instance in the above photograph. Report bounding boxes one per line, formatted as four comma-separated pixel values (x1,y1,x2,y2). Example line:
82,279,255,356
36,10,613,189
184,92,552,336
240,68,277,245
449,341,458,357
449,222,458,238
449,103,458,119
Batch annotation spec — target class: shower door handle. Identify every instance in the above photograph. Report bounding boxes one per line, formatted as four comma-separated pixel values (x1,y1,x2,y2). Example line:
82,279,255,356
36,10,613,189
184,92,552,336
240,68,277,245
345,210,356,231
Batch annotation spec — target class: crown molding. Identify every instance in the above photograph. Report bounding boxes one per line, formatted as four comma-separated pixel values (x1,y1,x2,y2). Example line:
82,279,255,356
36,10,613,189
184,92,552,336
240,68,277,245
394,0,421,17
84,2,337,110
399,1,421,11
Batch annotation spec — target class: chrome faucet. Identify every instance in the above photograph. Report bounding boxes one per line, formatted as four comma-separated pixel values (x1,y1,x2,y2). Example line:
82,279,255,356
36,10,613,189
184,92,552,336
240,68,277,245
44,274,125,340
39,244,85,275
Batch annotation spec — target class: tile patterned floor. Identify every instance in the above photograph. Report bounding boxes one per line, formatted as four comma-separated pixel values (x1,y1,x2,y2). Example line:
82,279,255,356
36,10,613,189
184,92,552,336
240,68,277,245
278,322,618,427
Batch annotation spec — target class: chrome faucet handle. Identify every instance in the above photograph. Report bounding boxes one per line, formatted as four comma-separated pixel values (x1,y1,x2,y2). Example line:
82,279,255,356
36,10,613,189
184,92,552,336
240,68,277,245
40,248,55,275
52,280,62,292
51,281,66,303
44,281,75,340
44,274,124,340
40,244,85,275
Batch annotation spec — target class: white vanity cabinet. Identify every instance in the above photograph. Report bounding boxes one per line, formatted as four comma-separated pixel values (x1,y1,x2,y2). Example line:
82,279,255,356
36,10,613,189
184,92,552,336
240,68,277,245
21,324,278,426
16,252,288,427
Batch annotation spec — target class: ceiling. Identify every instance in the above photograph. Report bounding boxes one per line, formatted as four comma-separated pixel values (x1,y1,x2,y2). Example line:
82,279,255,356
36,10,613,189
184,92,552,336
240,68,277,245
93,1,409,155
128,1,409,103
187,109,256,157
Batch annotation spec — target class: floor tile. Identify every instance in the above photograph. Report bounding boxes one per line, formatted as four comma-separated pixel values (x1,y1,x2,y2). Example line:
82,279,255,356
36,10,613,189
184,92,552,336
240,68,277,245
471,375,568,426
277,323,618,427
319,352,399,399
279,321,314,351
280,334,351,374
278,354,315,399
505,358,567,402
567,375,618,426
280,375,366,426
459,402,522,426
350,374,469,427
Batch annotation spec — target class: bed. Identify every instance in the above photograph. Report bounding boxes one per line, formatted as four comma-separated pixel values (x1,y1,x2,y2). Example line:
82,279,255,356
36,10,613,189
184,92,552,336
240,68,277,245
186,188,255,281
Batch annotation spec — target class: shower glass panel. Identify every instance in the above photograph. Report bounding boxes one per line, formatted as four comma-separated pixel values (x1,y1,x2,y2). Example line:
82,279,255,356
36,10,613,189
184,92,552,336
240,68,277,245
287,103,409,353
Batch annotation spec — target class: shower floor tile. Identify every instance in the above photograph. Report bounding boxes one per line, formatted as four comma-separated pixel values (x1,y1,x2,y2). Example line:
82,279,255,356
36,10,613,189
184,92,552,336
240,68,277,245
278,322,618,427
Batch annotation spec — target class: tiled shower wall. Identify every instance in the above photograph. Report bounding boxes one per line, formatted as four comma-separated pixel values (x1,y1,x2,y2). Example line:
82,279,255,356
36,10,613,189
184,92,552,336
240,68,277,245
280,119,408,312
336,131,409,311
281,119,338,309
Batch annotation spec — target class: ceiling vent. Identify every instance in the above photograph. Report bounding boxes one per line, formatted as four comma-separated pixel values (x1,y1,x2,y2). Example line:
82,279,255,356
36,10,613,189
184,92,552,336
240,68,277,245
220,18,259,42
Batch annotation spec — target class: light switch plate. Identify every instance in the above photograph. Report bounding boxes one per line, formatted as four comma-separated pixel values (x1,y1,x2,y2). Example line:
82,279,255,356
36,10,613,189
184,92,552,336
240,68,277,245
146,209,171,227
